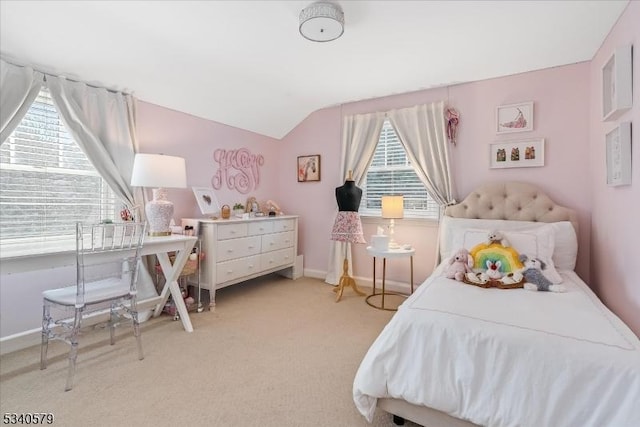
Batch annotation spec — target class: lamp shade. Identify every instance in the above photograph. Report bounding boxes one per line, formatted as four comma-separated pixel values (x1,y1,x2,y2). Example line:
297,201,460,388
299,1,344,42
131,153,187,189
381,195,404,219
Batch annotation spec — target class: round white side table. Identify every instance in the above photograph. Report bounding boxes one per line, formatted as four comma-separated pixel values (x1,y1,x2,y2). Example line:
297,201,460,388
365,246,415,311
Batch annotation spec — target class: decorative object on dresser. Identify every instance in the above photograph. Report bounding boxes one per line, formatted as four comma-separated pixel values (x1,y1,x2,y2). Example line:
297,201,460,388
182,216,298,308
131,153,187,236
605,121,632,186
496,101,533,134
192,186,220,217
490,138,544,169
381,195,404,249
602,44,633,121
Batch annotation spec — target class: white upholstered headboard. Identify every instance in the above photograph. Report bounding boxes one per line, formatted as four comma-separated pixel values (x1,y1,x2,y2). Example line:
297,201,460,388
444,181,578,235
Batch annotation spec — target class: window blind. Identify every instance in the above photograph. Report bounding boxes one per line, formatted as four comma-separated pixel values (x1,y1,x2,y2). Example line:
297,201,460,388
0,88,117,242
360,120,439,219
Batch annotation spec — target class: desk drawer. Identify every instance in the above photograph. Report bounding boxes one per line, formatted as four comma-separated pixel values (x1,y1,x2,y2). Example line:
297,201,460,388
217,236,261,262
217,223,248,240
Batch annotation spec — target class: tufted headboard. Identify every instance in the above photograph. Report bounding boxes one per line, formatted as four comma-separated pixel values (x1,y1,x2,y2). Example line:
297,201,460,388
444,181,578,235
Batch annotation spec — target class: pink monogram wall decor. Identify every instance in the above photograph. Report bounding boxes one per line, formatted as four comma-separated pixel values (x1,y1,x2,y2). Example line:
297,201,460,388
212,148,264,194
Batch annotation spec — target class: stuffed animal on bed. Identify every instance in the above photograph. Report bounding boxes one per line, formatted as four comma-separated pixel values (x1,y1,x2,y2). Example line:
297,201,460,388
444,248,474,281
518,254,566,292
480,260,503,281
487,230,510,247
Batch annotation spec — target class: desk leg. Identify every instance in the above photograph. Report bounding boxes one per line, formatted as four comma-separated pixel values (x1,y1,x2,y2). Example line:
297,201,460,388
153,249,194,333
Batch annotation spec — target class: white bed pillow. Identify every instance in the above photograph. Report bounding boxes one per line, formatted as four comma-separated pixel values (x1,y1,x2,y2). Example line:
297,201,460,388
439,217,577,282
439,217,577,269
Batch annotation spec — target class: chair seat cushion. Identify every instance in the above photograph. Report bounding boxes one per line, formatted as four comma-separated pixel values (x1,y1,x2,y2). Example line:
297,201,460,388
43,277,131,306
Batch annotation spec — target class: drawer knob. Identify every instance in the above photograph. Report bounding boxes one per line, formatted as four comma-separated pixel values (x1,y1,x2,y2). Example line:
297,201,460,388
227,249,234,253
270,242,274,246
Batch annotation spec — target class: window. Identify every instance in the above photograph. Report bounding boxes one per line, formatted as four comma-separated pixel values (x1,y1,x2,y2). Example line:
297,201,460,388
0,87,117,244
360,120,439,219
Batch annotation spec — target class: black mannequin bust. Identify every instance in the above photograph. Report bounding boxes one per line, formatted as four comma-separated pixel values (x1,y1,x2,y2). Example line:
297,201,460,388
335,179,362,212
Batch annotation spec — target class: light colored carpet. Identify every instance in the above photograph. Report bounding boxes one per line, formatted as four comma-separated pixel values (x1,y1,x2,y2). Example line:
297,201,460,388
0,275,421,427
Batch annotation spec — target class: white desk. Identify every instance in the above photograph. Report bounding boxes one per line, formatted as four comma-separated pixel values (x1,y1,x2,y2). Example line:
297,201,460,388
0,234,198,332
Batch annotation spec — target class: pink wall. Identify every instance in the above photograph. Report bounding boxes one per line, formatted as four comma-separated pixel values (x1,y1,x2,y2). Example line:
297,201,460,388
135,102,281,222
589,2,640,335
279,63,592,287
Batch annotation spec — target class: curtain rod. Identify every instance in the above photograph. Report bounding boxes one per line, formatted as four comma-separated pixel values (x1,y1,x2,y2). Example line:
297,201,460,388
1,56,134,96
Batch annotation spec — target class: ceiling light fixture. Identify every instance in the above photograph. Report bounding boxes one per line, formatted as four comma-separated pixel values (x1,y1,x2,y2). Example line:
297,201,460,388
299,1,344,42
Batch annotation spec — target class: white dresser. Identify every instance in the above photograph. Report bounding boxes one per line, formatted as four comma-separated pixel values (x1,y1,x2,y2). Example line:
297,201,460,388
184,216,298,307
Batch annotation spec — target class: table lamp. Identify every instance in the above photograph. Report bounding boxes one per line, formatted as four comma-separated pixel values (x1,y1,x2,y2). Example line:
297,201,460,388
131,153,187,236
382,195,404,249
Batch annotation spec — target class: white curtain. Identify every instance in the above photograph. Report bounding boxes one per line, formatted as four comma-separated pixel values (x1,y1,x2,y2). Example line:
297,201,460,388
47,76,140,208
46,76,156,300
0,59,44,144
325,112,385,285
387,101,455,207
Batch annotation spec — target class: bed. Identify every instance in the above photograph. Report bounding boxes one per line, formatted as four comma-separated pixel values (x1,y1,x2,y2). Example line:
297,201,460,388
353,182,640,427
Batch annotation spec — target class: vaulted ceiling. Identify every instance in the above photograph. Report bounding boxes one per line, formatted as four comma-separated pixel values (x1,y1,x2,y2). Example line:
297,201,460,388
0,1,629,139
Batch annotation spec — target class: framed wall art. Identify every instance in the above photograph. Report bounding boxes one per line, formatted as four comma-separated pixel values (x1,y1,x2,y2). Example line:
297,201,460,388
192,186,220,215
606,122,631,186
602,45,633,121
490,139,544,169
297,154,321,182
496,102,534,134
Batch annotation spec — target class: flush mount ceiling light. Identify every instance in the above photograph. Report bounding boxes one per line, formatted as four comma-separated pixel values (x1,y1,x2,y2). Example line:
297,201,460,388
299,1,344,42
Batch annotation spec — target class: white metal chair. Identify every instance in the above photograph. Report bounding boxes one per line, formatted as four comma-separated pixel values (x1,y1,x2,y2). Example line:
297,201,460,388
40,221,146,391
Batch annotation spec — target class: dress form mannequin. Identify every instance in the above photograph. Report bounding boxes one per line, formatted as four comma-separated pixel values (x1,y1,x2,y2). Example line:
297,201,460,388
330,170,366,302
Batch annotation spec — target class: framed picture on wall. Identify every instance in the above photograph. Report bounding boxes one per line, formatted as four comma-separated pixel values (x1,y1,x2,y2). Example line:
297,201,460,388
490,139,544,169
496,102,534,134
605,122,631,186
297,154,321,182
602,45,633,121
192,187,220,215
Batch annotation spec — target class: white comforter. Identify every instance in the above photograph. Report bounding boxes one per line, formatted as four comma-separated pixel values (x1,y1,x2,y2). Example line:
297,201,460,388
353,266,640,427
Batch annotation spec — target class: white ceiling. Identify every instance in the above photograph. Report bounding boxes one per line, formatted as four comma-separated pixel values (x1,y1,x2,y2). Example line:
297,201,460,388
0,1,629,139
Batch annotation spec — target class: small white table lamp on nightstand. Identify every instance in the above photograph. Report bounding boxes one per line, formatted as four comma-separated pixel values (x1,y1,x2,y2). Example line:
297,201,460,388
131,153,187,236
382,195,403,249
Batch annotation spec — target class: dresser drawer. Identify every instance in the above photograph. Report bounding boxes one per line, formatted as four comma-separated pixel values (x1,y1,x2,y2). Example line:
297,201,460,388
217,236,261,262
248,220,274,236
273,219,295,233
261,231,294,252
217,223,248,240
216,255,261,284
260,248,295,271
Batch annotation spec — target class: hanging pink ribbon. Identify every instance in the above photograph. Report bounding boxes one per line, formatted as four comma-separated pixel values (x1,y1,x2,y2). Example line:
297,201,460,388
446,107,460,145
